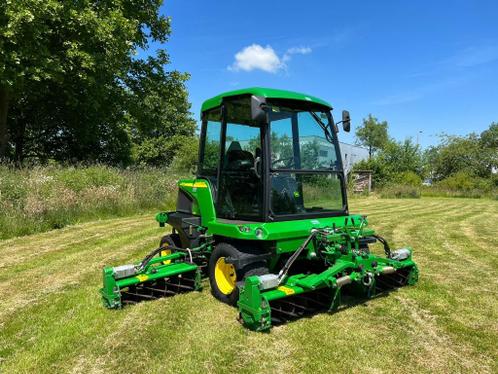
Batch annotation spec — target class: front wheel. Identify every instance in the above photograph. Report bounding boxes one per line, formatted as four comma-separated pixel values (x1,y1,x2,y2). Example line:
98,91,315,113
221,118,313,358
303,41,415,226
209,243,267,306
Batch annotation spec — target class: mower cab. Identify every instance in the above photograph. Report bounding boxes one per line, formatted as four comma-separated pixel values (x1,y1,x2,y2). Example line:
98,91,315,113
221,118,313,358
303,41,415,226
101,87,418,331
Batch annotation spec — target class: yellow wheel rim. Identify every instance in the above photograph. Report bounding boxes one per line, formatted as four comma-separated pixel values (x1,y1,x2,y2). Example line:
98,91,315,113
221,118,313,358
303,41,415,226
161,248,172,265
214,257,237,295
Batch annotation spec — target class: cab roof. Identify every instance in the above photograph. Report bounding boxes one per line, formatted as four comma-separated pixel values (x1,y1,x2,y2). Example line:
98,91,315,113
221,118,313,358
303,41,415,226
201,87,332,112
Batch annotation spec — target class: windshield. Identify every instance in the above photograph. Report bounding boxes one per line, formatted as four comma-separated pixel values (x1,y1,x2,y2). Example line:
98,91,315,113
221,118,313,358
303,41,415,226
268,106,345,216
269,108,340,170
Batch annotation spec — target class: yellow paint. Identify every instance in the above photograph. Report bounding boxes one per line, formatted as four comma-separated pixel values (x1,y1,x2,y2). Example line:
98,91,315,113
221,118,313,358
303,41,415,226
161,249,172,265
136,274,149,282
214,257,236,295
180,181,207,188
277,286,296,296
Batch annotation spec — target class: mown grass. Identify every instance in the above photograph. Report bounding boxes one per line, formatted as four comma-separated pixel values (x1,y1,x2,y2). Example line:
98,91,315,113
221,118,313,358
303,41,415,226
0,165,182,239
0,197,497,373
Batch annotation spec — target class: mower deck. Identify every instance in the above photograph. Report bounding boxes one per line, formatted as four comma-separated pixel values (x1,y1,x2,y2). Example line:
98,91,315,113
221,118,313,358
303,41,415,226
101,252,202,309
238,258,418,331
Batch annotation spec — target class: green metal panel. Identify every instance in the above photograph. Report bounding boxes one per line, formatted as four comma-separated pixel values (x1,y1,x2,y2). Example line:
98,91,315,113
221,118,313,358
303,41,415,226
174,177,370,249
177,178,217,225
206,214,367,249
201,87,333,113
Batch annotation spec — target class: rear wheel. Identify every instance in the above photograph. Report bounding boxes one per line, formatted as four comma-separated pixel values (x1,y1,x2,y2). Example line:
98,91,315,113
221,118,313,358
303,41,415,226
159,233,181,264
209,243,267,305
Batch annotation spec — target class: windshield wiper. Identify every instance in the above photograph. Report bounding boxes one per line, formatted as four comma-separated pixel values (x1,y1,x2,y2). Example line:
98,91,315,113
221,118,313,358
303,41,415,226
310,112,334,143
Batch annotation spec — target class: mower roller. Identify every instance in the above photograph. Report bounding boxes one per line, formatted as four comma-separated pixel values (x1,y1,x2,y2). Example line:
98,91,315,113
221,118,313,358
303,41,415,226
101,87,418,331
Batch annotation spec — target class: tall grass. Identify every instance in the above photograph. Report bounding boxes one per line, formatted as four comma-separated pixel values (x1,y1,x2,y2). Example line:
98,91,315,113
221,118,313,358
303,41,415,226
0,165,184,239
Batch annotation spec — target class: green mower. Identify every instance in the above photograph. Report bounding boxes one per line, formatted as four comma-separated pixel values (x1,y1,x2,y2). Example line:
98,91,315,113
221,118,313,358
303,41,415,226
101,87,418,331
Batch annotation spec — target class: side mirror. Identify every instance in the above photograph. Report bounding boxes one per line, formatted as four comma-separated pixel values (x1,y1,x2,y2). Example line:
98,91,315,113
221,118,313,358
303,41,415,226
342,110,351,132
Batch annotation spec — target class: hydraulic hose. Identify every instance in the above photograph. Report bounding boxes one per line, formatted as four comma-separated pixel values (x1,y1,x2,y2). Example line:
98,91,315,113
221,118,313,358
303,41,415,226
372,234,391,258
137,246,165,272
137,243,185,272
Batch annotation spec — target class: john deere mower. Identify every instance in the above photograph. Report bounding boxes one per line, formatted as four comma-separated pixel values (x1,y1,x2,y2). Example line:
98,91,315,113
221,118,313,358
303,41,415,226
101,87,418,331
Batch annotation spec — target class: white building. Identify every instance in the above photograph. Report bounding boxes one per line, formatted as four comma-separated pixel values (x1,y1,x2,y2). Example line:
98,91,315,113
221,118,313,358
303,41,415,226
300,136,369,174
239,135,369,174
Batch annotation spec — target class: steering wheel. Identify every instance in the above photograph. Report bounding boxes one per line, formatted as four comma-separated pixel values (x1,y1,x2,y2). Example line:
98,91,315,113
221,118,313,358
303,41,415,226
271,156,295,168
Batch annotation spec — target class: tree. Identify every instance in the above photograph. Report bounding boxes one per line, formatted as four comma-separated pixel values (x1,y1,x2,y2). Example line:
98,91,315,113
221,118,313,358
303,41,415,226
378,138,423,177
480,122,498,149
426,132,491,180
355,114,389,158
301,139,320,169
480,122,498,173
1,0,194,165
353,138,423,187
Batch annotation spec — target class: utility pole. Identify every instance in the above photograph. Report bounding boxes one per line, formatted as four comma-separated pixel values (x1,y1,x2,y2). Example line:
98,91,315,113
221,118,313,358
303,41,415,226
416,130,423,146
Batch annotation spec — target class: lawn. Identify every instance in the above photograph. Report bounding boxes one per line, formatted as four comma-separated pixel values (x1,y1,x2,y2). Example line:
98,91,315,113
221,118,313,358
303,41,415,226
0,197,497,373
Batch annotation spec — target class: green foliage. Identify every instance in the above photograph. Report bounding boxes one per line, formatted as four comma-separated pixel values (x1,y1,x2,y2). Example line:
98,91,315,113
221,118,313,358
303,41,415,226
378,139,423,177
132,135,197,167
435,171,493,193
0,164,181,239
355,114,389,157
269,131,293,165
301,139,321,169
378,171,422,199
379,185,421,199
437,171,478,191
169,136,199,173
353,138,423,187
392,171,422,187
425,123,497,181
0,0,194,165
480,122,498,149
353,120,498,200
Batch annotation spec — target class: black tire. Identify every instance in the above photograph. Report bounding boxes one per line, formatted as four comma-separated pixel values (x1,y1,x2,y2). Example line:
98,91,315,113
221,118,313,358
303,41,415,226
159,234,182,262
159,233,181,249
209,243,268,306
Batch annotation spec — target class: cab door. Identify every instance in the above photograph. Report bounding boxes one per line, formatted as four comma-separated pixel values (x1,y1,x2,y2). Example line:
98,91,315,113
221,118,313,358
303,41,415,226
217,121,264,220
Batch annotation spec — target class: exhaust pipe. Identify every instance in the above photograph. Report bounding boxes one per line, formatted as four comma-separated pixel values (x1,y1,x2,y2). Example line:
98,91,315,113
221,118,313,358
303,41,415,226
382,266,396,274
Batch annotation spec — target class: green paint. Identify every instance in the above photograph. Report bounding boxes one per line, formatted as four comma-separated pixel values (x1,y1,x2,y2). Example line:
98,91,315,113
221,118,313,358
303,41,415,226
100,252,200,308
201,87,332,112
237,226,418,331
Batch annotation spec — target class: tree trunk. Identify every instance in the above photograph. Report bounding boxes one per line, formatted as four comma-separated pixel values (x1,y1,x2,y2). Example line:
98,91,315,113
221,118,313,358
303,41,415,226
368,145,372,159
14,121,26,166
0,88,10,159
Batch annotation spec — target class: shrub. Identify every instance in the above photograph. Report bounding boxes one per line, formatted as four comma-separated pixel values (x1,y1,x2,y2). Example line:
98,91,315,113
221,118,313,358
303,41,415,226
419,171,497,198
379,185,421,199
391,171,422,187
436,171,493,193
0,165,182,239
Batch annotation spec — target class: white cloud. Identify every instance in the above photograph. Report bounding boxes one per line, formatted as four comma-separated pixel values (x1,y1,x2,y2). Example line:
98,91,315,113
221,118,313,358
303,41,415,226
228,44,283,73
228,44,312,73
283,46,312,62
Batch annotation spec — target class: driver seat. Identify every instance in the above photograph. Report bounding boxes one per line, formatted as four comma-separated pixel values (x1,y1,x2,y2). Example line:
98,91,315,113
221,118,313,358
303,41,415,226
225,141,254,170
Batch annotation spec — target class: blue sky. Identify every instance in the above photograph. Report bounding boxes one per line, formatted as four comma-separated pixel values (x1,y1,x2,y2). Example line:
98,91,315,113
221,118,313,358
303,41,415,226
156,0,498,147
